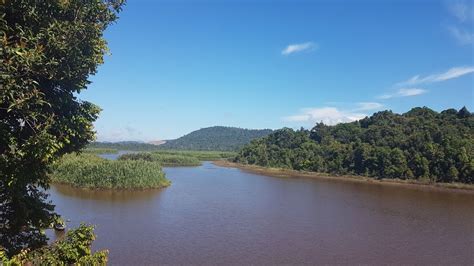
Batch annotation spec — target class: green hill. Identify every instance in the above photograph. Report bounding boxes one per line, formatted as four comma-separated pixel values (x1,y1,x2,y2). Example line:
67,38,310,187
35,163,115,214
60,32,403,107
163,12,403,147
160,126,273,151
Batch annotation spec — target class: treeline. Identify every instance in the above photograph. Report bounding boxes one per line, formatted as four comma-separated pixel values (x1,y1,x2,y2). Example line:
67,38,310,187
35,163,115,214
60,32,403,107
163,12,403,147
88,141,160,151
235,107,473,184
160,126,273,151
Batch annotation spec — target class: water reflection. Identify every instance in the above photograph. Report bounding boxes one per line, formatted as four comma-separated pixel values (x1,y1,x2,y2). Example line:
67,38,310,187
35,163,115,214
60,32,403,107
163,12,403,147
52,183,164,202
97,150,137,160
47,162,474,265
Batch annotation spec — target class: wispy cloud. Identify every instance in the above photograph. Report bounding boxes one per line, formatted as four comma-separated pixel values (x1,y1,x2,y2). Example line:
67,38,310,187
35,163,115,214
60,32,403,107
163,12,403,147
97,125,144,142
355,102,383,111
378,88,427,99
283,107,367,125
447,1,473,45
397,66,474,86
282,42,317,55
448,0,474,22
448,26,474,44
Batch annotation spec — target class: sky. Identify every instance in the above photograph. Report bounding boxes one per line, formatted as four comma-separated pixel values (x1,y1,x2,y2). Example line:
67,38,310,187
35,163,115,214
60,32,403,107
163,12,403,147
79,0,474,141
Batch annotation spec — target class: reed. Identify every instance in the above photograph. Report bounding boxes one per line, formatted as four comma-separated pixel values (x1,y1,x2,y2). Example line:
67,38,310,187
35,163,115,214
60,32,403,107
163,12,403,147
82,148,118,154
153,150,236,161
118,152,201,166
50,154,170,189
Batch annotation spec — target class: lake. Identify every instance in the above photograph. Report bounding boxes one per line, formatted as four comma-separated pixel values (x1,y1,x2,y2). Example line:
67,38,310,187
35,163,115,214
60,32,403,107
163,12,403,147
48,161,474,265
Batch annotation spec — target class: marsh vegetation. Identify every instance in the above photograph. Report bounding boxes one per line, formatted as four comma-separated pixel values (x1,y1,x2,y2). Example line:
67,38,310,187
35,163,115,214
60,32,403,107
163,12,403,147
50,154,170,189
119,152,201,166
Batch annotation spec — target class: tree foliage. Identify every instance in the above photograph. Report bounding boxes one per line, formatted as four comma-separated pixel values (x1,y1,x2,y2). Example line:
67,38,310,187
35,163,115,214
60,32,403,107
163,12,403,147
1,0,123,256
1,224,108,265
235,107,474,184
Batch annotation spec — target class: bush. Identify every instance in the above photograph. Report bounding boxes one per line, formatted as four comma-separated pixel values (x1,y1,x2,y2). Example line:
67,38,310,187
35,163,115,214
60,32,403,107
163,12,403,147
1,224,108,265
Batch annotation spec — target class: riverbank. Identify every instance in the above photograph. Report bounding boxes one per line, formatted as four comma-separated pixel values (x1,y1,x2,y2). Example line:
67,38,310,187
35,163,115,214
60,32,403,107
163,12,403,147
213,160,474,193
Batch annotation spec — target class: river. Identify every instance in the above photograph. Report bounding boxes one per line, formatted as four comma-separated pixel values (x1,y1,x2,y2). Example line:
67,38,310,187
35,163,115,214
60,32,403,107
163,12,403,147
48,161,474,265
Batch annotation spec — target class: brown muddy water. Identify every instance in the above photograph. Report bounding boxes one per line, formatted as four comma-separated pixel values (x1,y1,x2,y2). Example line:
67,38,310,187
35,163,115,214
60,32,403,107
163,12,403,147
48,162,474,265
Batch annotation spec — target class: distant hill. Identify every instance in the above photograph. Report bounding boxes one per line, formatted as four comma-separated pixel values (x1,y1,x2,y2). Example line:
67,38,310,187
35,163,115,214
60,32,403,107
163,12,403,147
159,126,273,151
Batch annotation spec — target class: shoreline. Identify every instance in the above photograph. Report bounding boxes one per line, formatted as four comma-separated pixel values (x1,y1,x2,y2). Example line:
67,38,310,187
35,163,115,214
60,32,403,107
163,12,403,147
50,181,171,191
213,160,474,194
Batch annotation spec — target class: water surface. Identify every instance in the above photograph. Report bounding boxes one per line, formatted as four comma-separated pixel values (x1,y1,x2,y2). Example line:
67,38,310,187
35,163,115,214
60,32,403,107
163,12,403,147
48,162,474,265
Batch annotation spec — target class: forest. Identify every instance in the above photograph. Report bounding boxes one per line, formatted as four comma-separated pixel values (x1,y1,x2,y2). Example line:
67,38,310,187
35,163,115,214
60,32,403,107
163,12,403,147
159,126,273,151
235,107,473,184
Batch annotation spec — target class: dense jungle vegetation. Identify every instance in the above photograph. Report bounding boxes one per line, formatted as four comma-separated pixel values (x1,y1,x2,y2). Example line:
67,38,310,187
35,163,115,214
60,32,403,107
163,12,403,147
50,154,170,189
235,107,473,184
160,126,273,151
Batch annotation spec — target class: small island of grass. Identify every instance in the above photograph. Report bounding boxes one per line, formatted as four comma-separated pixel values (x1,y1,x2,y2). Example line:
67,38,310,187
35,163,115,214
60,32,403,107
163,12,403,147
119,152,201,167
50,154,170,189
118,150,236,166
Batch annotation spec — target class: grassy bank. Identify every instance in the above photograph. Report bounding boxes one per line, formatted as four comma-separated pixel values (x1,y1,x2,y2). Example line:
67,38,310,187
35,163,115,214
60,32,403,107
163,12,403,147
153,150,236,161
119,152,201,167
214,161,474,193
82,148,118,154
118,150,236,166
50,154,170,189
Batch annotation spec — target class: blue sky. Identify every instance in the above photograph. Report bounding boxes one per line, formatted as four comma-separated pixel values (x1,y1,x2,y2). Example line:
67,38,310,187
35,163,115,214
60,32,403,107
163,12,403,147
80,0,474,141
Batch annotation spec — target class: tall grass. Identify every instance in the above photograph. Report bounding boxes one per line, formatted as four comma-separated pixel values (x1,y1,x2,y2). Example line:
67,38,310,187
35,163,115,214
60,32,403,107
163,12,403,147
50,154,170,189
118,152,201,166
151,150,236,161
82,148,118,154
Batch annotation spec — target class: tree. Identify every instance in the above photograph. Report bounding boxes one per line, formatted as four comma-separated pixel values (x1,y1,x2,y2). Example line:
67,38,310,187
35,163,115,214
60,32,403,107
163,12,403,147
457,106,471,118
0,0,123,256
235,107,473,184
1,224,108,265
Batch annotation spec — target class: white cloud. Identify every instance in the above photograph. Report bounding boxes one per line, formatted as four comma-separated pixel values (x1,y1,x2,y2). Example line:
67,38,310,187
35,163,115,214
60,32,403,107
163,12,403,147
378,88,427,99
397,66,474,86
282,42,317,55
448,26,474,45
284,107,366,125
447,1,474,44
96,125,144,142
397,88,427,97
355,102,383,111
